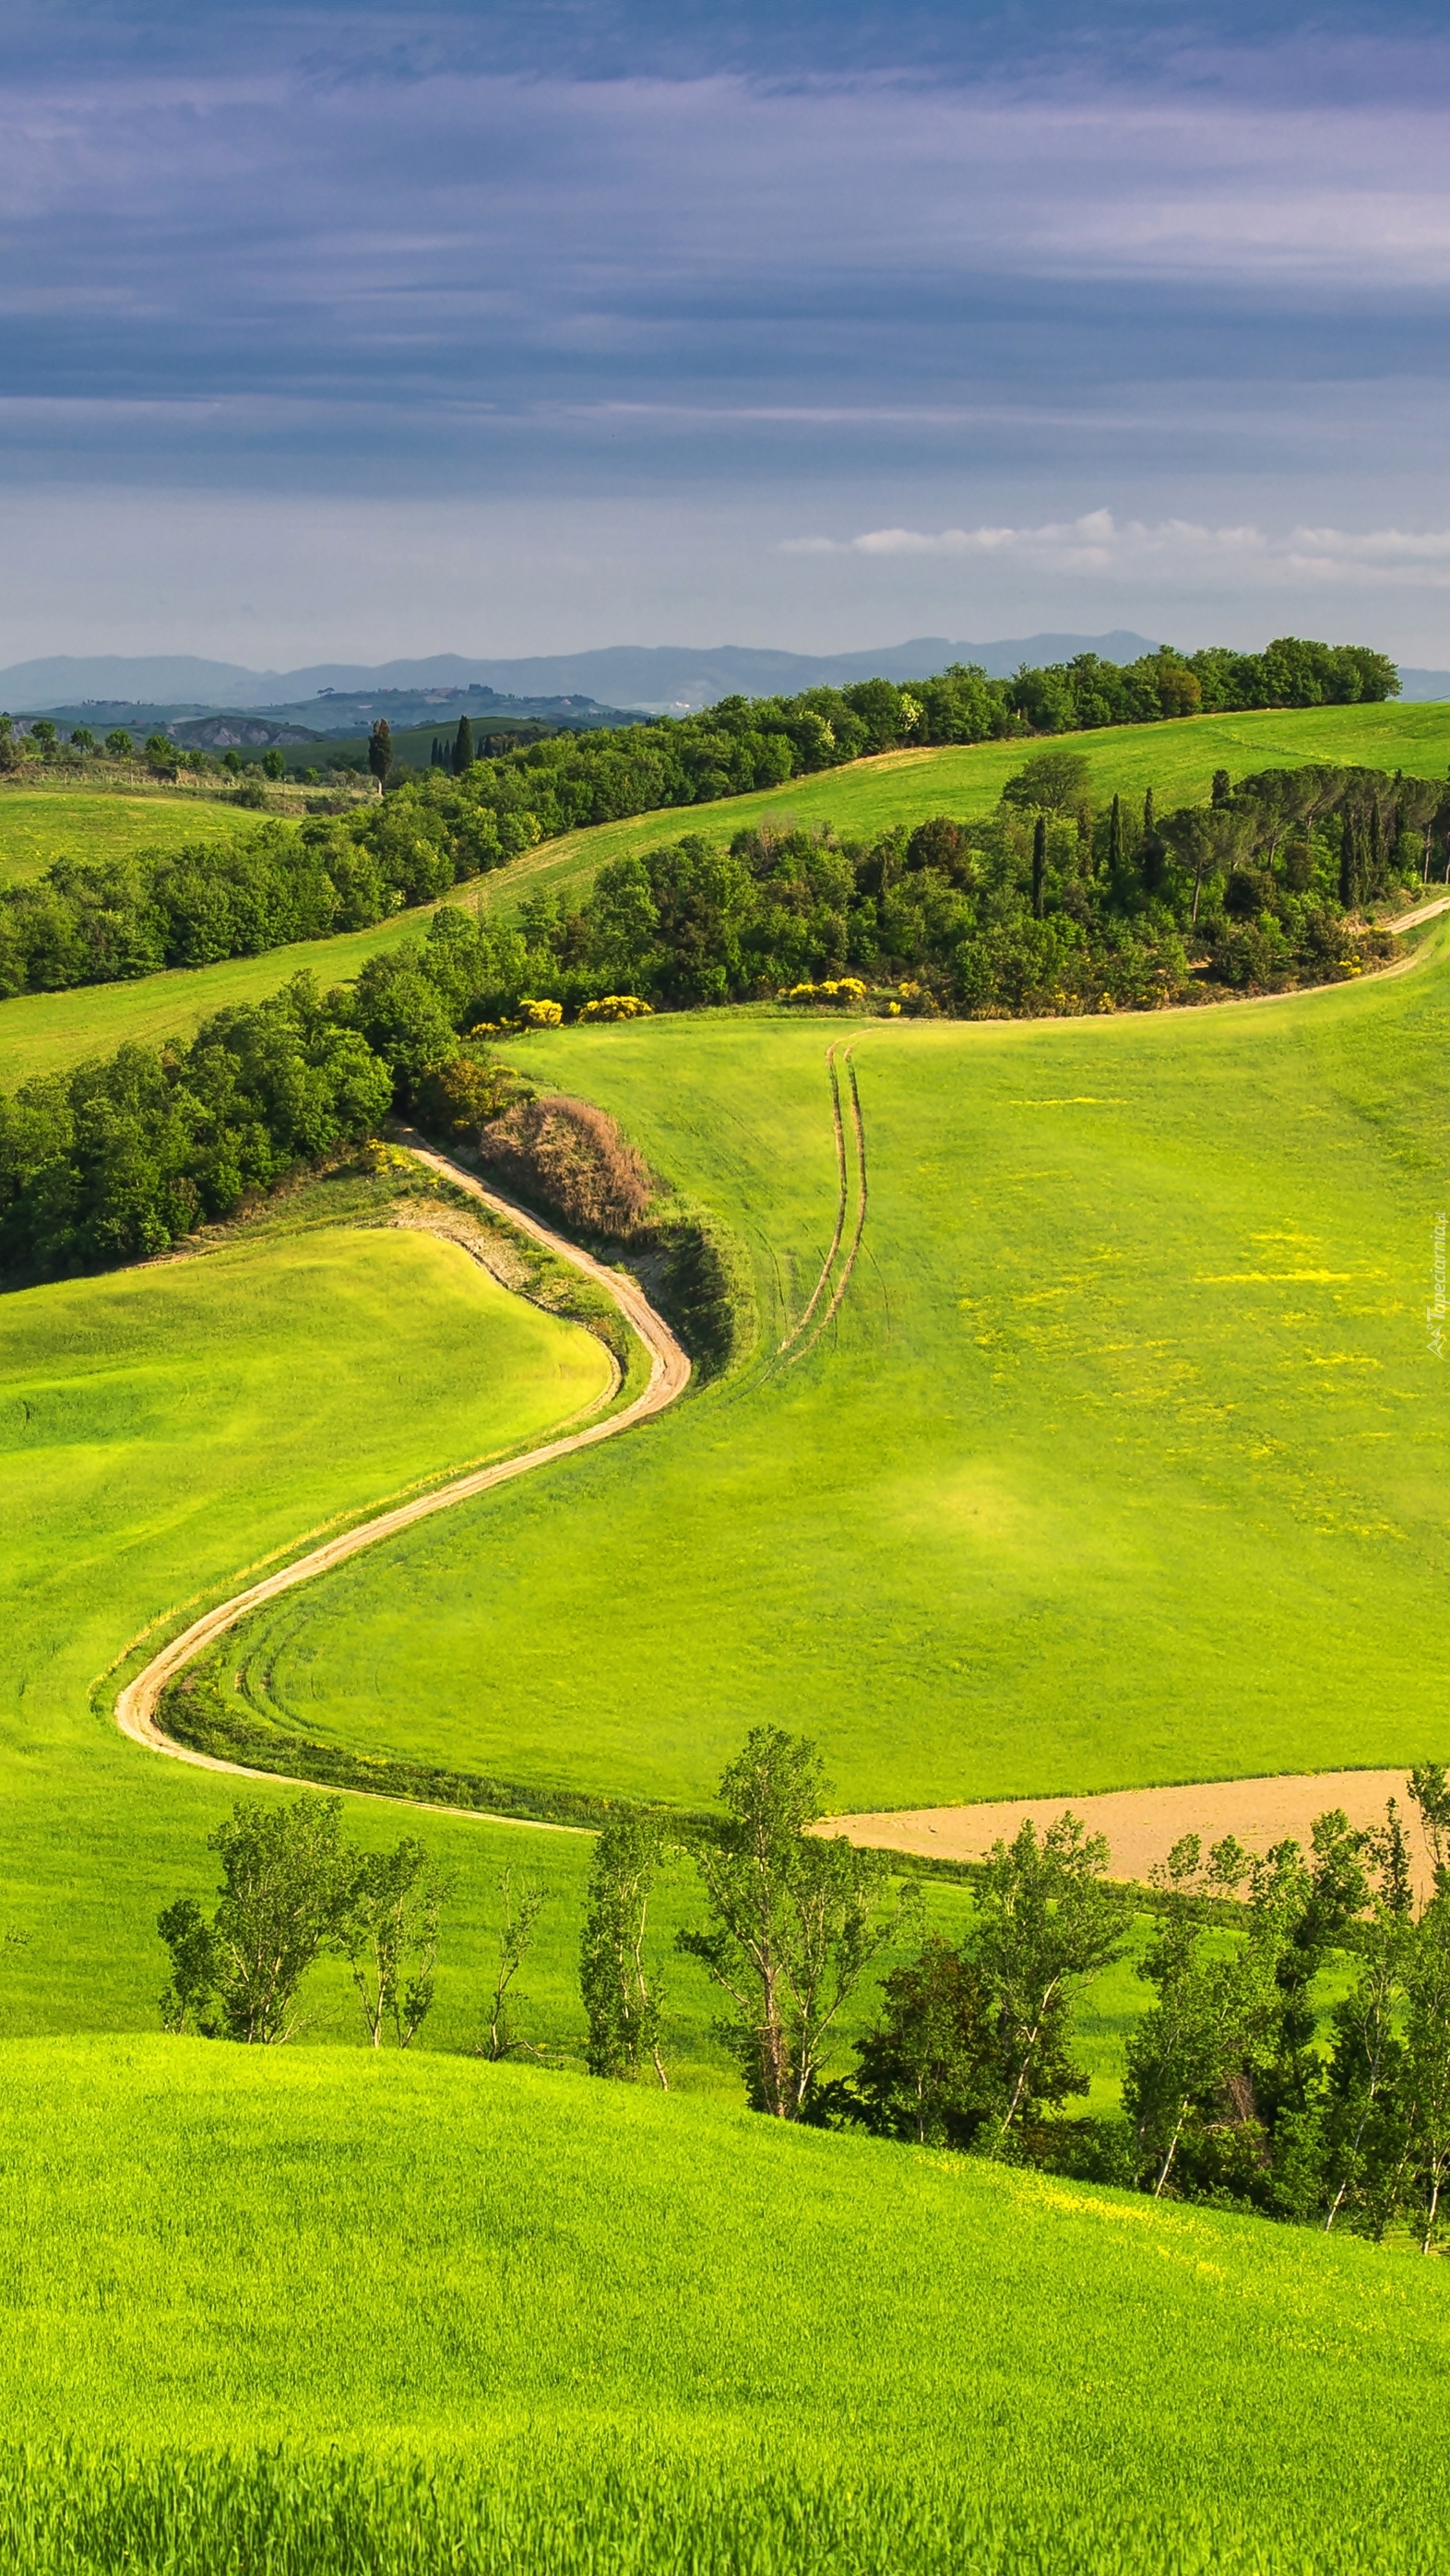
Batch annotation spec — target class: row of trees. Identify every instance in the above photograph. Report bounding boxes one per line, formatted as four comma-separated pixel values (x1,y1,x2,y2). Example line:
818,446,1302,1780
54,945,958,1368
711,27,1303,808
155,1733,1450,2249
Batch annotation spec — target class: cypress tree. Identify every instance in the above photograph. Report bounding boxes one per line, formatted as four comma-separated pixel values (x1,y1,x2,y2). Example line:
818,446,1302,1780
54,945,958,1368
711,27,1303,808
1369,799,1384,895
1211,768,1231,808
1143,787,1155,838
1338,813,1358,908
367,720,392,786
454,715,475,775
1109,792,1123,878
1031,815,1047,919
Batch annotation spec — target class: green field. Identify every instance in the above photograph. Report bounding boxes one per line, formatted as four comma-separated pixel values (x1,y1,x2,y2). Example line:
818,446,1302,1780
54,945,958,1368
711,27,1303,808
0,1185,629,2040
2,700,1448,1090
227,930,1450,1814
6,713,1450,2568
0,2036,1445,2572
0,783,264,888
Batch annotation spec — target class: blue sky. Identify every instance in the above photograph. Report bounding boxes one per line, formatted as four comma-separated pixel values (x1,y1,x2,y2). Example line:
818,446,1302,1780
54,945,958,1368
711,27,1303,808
6,0,1450,664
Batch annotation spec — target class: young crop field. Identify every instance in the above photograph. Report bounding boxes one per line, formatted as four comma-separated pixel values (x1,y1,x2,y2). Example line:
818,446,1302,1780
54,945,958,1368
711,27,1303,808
0,783,263,888
0,2036,1444,2573
227,926,1450,1819
2,700,1447,1089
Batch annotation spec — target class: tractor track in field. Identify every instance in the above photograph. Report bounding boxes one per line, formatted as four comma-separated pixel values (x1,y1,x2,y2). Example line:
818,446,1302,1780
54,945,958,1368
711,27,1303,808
778,1043,870,1364
113,1136,691,1797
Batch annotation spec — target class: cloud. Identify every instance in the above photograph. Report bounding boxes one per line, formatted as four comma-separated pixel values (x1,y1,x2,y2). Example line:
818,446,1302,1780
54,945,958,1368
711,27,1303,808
784,513,1450,591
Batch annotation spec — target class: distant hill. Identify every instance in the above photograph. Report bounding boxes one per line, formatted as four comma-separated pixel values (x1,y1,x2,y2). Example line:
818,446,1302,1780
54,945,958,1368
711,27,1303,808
1397,670,1450,703
0,635,1165,719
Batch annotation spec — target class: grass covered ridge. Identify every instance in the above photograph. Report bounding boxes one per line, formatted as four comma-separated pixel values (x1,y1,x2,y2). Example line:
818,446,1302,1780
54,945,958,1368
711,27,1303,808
0,2036,1445,2573
226,932,1450,1813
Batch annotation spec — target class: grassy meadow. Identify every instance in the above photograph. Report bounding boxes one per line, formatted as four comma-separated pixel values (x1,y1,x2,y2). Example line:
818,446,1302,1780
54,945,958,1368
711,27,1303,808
5,715,1450,2569
0,2036,1445,2573
230,924,1450,1817
2,699,1448,1090
0,783,263,888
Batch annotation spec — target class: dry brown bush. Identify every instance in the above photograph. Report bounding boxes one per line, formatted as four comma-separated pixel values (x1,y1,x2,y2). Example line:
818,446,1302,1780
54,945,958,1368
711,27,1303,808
479,1094,656,1237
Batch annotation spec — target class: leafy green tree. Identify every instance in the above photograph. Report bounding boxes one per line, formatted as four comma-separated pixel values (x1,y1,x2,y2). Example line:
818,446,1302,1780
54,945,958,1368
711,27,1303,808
453,715,474,774
1001,750,1092,813
144,733,178,774
1320,1804,1414,2234
1030,816,1046,920
70,727,94,753
1211,768,1231,807
262,748,285,780
849,1934,992,2144
30,719,57,752
222,750,243,776
679,1728,909,2119
972,1814,1132,2154
368,720,393,784
104,730,133,759
337,1836,452,2048
158,1794,350,2044
481,1867,549,2060
581,1814,670,2085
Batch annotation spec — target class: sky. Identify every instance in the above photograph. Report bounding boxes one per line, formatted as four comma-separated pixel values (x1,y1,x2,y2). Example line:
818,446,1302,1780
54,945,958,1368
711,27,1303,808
6,0,1450,666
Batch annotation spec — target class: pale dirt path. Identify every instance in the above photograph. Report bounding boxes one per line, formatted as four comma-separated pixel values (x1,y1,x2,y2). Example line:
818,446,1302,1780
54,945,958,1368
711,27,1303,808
825,1771,1429,1893
113,1140,691,1796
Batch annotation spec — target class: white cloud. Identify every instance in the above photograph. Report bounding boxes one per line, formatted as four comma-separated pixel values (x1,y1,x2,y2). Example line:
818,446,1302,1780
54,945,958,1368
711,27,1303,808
783,512,1450,591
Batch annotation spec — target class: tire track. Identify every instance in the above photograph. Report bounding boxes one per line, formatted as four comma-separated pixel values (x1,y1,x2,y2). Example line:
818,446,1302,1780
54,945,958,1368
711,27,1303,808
793,1046,869,1362
777,1043,850,1355
113,1138,691,1788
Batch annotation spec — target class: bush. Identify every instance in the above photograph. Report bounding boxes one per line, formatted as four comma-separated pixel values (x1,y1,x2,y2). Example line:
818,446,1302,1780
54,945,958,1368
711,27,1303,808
480,1096,656,1238
577,995,652,1023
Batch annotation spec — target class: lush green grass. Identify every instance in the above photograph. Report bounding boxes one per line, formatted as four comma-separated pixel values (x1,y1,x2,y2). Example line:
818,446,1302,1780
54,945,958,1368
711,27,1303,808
229,927,1450,1816
3,702,1447,1089
481,697,1450,917
0,784,264,888
0,1181,630,2042
0,2036,1444,2571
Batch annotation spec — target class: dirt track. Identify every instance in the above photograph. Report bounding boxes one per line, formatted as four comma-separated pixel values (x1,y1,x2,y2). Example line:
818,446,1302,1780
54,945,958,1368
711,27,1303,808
113,1138,691,1786
826,1770,1431,1891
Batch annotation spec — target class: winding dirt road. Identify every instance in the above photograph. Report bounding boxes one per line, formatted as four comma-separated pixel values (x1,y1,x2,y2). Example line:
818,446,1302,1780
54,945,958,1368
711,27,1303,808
113,1138,690,1783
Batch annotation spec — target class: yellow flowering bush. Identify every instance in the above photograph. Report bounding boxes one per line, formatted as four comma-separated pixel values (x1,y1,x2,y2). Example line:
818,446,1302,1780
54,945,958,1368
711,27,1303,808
577,995,653,1024
516,998,564,1029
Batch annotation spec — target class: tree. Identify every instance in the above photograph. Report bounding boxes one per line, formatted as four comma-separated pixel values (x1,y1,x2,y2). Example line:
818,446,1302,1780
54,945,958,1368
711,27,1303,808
1107,792,1123,879
679,1727,910,2119
70,727,95,753
262,748,285,781
222,750,243,776
368,720,393,785
158,1794,350,2044
337,1836,452,2048
849,1934,993,2144
1123,1834,1257,2195
144,733,179,775
972,1813,1132,2153
1320,1804,1414,2235
480,1866,549,2060
1162,803,1255,926
1030,816,1046,920
453,715,475,775
1211,768,1231,807
1001,750,1091,814
580,1813,670,2085
104,730,132,759
1402,1894,1450,2250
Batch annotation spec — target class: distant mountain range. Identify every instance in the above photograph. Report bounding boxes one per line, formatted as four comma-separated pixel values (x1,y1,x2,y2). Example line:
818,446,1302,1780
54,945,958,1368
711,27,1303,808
0,635,1166,719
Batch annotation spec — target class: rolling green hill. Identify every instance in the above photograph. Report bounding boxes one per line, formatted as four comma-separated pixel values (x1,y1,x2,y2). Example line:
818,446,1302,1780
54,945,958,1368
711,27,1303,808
228,926,1450,1816
0,783,267,889
1,700,1448,1088
0,2036,1444,2572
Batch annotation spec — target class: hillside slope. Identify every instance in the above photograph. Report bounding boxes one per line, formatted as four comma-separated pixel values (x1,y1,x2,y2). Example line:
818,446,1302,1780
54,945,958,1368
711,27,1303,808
0,2036,1444,2572
231,930,1450,1815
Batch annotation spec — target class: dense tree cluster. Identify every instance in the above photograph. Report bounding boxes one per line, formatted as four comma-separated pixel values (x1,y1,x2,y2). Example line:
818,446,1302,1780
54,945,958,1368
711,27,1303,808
500,755,1432,1017
0,975,390,1276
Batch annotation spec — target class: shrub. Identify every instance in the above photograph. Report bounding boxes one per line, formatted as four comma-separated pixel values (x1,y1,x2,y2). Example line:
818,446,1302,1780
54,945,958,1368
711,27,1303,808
480,1095,656,1238
782,979,868,1007
412,1050,532,1140
516,998,564,1029
577,995,653,1023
